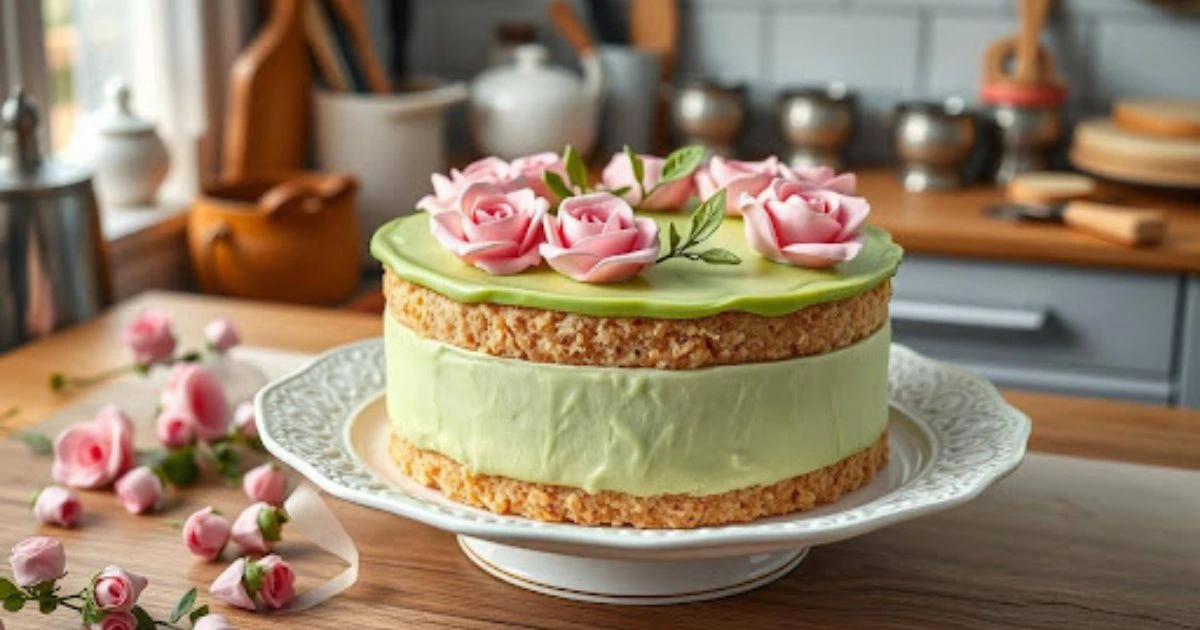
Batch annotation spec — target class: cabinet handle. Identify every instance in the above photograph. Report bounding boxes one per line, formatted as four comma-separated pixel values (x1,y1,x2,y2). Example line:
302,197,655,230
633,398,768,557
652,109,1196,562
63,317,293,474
891,299,1048,331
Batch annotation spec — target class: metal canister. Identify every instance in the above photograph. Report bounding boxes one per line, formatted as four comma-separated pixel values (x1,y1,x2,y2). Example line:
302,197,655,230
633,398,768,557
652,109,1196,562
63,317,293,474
0,89,111,351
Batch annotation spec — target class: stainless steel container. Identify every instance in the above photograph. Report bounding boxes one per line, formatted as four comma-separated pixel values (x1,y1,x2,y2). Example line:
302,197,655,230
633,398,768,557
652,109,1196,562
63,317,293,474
777,83,856,171
987,104,1061,184
892,99,977,192
670,79,746,157
0,89,111,352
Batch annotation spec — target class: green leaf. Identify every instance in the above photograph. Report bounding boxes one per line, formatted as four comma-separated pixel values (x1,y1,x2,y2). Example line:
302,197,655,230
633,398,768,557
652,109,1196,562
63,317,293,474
697,248,742,265
189,604,210,624
17,432,52,456
563,145,589,192
49,372,66,392
0,579,17,599
687,189,726,246
668,223,681,254
179,350,202,363
38,595,56,614
659,145,706,184
243,560,267,597
607,185,631,198
171,587,198,623
4,594,25,612
156,446,200,487
624,145,645,193
81,597,105,625
133,605,156,630
542,171,574,200
259,507,287,542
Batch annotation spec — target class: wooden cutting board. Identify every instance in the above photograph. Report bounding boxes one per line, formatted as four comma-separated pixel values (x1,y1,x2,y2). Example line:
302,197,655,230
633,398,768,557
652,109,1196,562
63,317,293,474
1113,98,1200,139
1071,118,1200,189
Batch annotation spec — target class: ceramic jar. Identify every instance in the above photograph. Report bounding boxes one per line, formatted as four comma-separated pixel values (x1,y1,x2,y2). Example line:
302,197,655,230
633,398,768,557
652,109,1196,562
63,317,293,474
74,80,169,206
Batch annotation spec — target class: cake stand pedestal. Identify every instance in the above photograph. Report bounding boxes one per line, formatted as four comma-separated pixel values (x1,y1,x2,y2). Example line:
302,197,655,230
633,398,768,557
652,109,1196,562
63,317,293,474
458,536,808,605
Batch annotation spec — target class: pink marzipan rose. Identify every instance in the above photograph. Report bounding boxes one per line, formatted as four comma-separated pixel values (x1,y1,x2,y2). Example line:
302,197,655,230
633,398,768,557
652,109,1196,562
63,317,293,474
256,554,296,610
161,364,229,441
540,193,660,283
231,503,286,554
696,156,790,215
155,404,195,449
191,614,236,630
9,536,66,587
509,151,567,200
33,486,82,528
209,558,255,610
204,318,240,353
788,165,857,195
601,152,695,211
243,463,288,506
114,467,164,515
233,401,257,439
183,506,231,561
91,565,148,613
430,183,548,275
120,309,176,365
52,405,135,489
739,179,869,268
89,611,136,630
416,156,520,213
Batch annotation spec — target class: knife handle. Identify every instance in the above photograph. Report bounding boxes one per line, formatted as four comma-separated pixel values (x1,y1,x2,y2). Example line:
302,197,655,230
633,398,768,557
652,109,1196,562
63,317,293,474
1061,201,1167,247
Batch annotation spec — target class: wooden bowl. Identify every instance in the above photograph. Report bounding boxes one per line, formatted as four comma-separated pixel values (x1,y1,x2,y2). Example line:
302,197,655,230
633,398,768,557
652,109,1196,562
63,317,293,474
188,172,362,305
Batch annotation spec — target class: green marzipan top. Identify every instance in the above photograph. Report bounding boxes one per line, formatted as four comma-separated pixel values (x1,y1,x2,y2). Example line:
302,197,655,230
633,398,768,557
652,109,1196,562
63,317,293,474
370,212,903,319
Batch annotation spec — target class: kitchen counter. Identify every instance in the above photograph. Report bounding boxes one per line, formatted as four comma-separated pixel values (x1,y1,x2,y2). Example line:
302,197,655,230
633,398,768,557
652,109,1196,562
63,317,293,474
0,293,1197,628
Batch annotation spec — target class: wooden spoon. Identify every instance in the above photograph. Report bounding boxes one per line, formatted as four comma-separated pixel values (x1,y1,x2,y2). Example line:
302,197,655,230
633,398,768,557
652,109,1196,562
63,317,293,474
548,0,596,56
1016,0,1053,84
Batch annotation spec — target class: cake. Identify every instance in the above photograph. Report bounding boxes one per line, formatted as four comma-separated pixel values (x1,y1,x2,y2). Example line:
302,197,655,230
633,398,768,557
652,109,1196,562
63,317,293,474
370,150,903,529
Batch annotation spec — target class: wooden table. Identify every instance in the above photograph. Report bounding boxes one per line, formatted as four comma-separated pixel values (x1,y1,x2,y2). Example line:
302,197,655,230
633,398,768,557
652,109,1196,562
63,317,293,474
1,293,1198,629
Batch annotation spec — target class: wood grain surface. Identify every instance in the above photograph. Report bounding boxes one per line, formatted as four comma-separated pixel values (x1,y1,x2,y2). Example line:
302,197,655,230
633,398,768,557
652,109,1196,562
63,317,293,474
1,293,1198,629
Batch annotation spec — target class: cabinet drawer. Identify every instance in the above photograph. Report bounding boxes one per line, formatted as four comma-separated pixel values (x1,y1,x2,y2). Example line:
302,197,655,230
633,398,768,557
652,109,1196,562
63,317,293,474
890,256,1179,400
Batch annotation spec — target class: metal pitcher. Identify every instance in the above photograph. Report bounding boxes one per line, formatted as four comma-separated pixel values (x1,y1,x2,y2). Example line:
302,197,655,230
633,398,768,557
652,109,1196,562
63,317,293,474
0,89,111,352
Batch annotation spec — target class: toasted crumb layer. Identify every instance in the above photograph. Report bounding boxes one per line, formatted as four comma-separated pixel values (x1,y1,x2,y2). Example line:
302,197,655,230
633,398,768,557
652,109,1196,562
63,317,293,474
384,271,890,369
391,434,888,529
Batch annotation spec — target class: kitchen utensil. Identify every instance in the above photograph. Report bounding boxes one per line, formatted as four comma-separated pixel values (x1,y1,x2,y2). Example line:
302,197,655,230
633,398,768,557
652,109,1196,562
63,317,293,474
67,78,169,207
303,0,352,91
548,0,596,57
0,90,111,351
329,0,391,94
986,102,1062,183
670,79,746,157
986,201,1166,247
1113,98,1200,140
1006,171,1096,205
630,0,678,152
892,99,977,192
469,43,602,159
777,83,856,171
188,172,360,305
1016,0,1052,83
314,79,467,263
596,45,660,155
1070,118,1200,189
223,0,311,180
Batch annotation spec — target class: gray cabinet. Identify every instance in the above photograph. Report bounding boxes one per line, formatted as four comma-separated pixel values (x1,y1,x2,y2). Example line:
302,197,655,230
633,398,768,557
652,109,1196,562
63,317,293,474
1180,275,1200,408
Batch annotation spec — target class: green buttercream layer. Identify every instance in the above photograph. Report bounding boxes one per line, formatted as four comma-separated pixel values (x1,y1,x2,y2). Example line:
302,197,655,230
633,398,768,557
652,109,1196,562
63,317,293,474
385,315,891,497
371,212,902,318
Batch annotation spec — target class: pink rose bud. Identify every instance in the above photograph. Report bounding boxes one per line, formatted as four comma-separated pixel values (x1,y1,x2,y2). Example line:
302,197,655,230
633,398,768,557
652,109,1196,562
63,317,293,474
740,178,869,268
231,502,288,554
233,402,257,439
416,156,519,213
429,183,549,275
209,558,255,610
509,151,567,200
9,536,66,587
191,614,237,630
114,467,164,515
695,156,790,215
540,193,660,283
254,554,296,610
242,463,288,506
88,610,137,630
155,404,195,449
32,485,82,528
789,165,857,195
204,318,240,352
52,405,135,489
183,506,231,561
601,152,695,211
160,364,229,441
120,308,177,365
91,565,148,613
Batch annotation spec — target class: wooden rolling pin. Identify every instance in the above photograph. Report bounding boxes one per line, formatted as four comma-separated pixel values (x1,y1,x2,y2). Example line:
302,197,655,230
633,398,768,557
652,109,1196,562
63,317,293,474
989,200,1167,247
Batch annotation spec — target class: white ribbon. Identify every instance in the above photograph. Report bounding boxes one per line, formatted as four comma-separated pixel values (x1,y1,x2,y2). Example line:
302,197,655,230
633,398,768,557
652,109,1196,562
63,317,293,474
280,485,359,613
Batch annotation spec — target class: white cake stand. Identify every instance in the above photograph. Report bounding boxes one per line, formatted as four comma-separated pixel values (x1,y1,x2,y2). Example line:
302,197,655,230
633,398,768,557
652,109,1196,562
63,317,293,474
257,341,1029,605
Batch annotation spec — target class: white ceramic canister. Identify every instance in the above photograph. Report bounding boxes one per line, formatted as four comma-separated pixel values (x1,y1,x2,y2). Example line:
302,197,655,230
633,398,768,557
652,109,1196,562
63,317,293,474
70,79,169,207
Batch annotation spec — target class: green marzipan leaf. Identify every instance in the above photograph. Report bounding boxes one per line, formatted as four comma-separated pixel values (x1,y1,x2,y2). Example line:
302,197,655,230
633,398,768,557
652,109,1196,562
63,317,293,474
157,447,200,487
563,145,588,191
81,598,105,624
189,605,210,624
0,578,17,599
668,223,681,254
698,248,742,265
133,605,156,630
608,185,631,198
687,190,726,247
171,587,198,623
17,432,52,456
624,145,645,192
543,171,574,199
659,145,705,184
38,596,56,614
4,595,25,612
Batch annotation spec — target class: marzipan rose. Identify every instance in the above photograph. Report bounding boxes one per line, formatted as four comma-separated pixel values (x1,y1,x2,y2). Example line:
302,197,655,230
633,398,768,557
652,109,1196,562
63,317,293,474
739,178,869,268
430,183,548,275
540,193,659,283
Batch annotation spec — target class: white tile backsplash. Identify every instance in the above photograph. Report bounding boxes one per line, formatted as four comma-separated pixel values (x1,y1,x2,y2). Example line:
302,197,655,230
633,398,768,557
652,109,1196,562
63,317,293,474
1093,20,1200,101
768,12,922,92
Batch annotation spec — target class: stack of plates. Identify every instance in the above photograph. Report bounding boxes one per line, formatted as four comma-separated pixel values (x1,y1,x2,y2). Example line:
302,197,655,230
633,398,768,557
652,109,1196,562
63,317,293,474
1071,99,1200,189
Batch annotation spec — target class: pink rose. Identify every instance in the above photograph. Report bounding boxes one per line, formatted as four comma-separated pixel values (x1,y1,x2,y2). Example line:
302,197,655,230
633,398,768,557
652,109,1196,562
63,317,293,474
696,156,790,215
120,309,176,365
89,611,137,630
601,152,695,211
9,536,66,587
243,463,288,506
204,318,240,352
91,565,148,612
255,555,296,610
32,486,82,528
788,165,857,195
183,506,231,561
540,193,659,283
416,156,518,213
233,401,257,439
739,179,869,268
509,151,567,200
160,364,229,441
52,405,135,489
192,614,236,630
209,558,255,610
430,183,548,275
155,404,195,448
231,502,287,554
114,467,164,515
